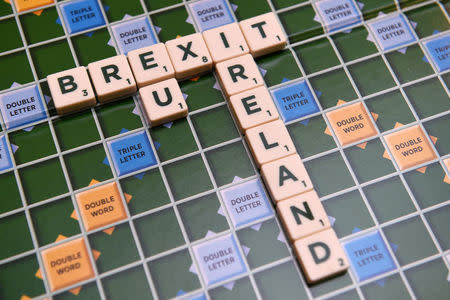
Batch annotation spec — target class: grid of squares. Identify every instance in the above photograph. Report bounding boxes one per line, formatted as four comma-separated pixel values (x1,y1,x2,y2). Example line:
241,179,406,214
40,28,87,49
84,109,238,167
0,0,449,299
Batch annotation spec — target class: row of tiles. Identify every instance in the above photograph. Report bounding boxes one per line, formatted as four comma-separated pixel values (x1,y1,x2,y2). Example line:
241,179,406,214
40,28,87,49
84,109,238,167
223,50,350,284
47,12,286,119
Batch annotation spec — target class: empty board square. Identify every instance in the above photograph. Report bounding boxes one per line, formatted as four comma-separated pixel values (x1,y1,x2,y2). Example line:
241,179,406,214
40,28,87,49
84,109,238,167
363,176,415,224
326,102,377,147
293,38,340,74
150,118,197,162
148,249,200,298
71,28,116,65
367,13,416,51
192,233,246,285
423,34,450,72
20,7,64,45
120,168,170,215
30,197,80,246
191,105,239,148
361,273,410,300
0,255,45,300
309,272,353,298
151,6,195,42
128,43,175,88
403,78,450,119
30,40,76,79
348,56,395,96
0,212,33,260
88,223,140,273
386,44,433,83
102,266,152,300
0,51,34,90
54,282,100,299
236,219,290,269
47,66,97,115
107,131,157,176
0,172,22,215
278,4,323,43
332,26,378,62
20,158,68,204
383,216,437,265
423,115,450,155
309,68,357,109
230,0,270,20
64,145,113,189
102,0,144,23
425,205,450,250
405,258,450,299
178,193,229,241
203,22,249,64
0,135,13,171
163,155,213,200
271,80,320,122
304,151,354,197
405,3,450,38
255,50,301,87
111,16,157,55
322,190,374,237
95,98,143,138
365,90,414,132
254,262,308,299
60,0,106,34
41,237,95,291
135,207,185,256
358,0,397,20
384,125,436,170
0,84,46,129
344,231,395,281
315,0,362,32
287,115,337,158
220,178,273,228
404,162,450,209
53,111,100,151
209,276,257,300
206,141,254,186
180,73,224,111
189,0,234,31
1,17,22,52
239,12,287,57
344,138,396,183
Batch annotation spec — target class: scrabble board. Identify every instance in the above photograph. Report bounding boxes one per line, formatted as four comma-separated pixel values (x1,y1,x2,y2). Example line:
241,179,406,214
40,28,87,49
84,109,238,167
0,0,449,299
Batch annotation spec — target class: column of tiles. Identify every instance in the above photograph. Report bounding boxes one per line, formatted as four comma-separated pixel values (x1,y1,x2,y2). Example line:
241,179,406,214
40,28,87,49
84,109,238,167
216,13,349,284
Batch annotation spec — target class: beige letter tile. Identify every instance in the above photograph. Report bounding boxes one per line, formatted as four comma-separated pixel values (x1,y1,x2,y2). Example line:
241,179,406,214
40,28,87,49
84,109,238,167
229,86,279,133
216,54,264,97
165,33,213,80
239,12,287,57
128,43,175,88
203,22,249,64
277,190,330,241
139,78,188,127
294,228,349,284
88,55,137,103
47,66,96,115
261,154,313,202
245,119,296,168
